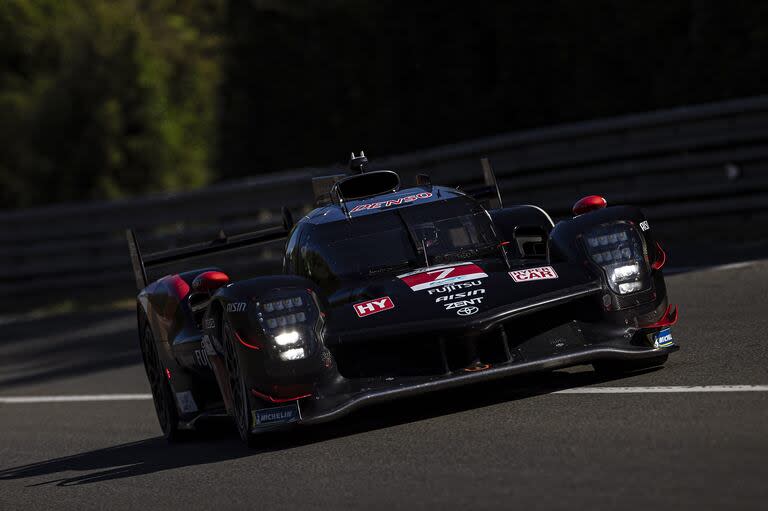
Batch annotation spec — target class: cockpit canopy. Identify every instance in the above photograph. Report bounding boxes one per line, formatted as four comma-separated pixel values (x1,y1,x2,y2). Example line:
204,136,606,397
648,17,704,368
284,192,500,291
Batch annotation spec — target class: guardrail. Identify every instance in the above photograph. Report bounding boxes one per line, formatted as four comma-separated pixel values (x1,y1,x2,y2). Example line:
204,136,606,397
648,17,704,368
2,95,767,312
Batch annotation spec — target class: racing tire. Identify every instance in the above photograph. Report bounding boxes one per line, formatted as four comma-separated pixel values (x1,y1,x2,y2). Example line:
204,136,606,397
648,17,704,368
592,354,669,375
221,315,258,448
139,314,183,442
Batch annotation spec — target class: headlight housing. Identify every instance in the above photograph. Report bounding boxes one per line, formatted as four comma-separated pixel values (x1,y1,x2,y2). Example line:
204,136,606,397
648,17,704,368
255,290,324,361
584,223,650,295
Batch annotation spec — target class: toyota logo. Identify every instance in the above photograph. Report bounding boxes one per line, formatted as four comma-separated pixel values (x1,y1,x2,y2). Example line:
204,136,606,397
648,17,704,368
456,306,479,316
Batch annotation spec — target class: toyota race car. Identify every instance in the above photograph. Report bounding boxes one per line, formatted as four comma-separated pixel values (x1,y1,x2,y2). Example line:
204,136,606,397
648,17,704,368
127,152,678,446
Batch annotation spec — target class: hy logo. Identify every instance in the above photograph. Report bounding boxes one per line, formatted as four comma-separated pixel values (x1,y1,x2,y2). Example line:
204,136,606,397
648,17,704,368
353,296,395,318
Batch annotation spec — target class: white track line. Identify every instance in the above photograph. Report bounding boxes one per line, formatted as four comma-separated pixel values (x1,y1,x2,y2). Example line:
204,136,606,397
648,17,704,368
554,385,768,394
0,394,152,403
1,386,768,404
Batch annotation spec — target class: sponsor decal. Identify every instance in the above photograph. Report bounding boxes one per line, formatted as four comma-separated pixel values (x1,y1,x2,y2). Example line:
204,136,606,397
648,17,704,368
204,318,216,329
551,338,568,350
399,262,488,292
509,266,558,282
174,391,198,414
226,302,247,313
194,348,212,369
427,280,483,295
444,297,485,310
349,192,432,214
463,363,490,372
640,220,650,231
252,402,302,427
650,327,674,348
435,288,485,303
456,306,479,316
353,296,395,318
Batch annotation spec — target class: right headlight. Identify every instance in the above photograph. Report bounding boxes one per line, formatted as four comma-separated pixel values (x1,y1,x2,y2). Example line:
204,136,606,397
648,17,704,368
584,223,649,295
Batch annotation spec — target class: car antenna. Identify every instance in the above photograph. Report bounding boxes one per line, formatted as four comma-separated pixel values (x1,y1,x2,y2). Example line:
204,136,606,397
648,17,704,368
349,151,368,174
339,150,369,219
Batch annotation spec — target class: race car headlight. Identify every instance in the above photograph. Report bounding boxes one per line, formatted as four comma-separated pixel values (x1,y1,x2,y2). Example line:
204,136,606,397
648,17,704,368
256,290,324,361
274,329,306,360
584,223,649,295
274,331,300,346
279,347,306,361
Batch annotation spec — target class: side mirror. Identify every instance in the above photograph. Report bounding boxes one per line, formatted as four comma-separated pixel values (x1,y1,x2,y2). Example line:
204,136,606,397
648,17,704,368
572,195,607,216
513,226,548,259
192,271,230,294
416,173,431,186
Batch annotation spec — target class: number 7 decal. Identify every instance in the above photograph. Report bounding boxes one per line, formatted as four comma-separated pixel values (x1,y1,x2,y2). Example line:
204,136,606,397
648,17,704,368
426,267,455,281
398,263,488,291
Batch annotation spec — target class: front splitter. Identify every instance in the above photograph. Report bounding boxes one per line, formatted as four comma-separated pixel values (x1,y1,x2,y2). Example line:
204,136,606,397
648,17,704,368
252,343,677,431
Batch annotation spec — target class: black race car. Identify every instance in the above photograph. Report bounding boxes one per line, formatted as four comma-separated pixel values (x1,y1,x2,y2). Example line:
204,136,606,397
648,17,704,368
127,152,678,446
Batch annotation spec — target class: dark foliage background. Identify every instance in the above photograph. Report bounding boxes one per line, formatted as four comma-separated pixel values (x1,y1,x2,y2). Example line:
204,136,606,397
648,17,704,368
1,0,766,208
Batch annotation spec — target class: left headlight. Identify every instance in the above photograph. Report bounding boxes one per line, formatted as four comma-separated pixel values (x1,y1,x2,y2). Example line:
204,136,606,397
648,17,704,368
255,290,324,361
584,223,649,295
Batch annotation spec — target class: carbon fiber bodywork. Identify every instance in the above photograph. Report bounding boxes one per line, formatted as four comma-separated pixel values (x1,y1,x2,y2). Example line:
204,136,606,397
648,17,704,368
133,180,677,438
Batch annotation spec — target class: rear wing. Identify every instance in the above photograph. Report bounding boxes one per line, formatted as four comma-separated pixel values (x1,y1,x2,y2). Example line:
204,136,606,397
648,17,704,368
126,209,293,290
465,157,504,209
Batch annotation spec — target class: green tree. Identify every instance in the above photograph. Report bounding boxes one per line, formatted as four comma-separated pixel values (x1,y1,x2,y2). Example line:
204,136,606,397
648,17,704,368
0,0,223,209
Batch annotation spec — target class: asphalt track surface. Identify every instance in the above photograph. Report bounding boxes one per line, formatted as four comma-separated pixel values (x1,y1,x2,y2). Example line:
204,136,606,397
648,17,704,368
1,261,767,510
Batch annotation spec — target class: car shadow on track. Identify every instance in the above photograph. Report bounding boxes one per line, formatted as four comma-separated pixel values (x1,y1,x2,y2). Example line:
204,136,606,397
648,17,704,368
0,366,659,487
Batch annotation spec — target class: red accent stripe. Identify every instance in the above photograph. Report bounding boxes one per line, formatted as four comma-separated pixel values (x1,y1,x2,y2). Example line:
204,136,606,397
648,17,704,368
651,241,667,271
234,330,262,350
642,303,679,328
251,389,312,403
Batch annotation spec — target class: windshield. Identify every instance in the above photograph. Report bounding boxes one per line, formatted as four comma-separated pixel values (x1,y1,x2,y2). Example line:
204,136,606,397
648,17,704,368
325,227,418,279
318,211,500,280
411,212,499,266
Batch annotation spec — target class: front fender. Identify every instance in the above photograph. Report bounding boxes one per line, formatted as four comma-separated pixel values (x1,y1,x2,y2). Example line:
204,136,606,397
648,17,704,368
549,205,668,319
202,275,332,389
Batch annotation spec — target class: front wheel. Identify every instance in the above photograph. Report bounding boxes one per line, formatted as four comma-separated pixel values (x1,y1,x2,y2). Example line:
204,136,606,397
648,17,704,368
139,316,182,441
592,354,669,375
221,316,258,448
